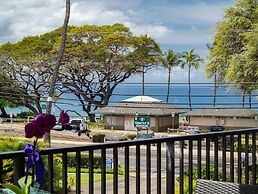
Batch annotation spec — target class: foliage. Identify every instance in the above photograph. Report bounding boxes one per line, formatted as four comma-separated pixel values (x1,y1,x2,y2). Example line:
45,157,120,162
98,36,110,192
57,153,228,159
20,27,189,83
175,177,197,194
59,24,161,120
0,24,161,120
180,49,203,109
161,49,181,103
206,0,258,105
233,141,257,152
0,137,64,194
176,165,230,183
66,153,102,168
16,111,34,118
127,133,137,140
92,133,106,142
68,167,124,175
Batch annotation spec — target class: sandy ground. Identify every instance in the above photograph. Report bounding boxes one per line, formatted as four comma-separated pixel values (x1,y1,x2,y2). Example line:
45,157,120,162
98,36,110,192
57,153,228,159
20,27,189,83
0,123,92,144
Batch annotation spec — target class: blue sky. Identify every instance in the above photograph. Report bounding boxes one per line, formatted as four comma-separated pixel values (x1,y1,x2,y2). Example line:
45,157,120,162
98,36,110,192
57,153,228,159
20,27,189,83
0,0,235,83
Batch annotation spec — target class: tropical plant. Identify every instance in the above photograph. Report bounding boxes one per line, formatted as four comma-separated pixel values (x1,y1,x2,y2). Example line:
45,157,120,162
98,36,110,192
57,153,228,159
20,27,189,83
161,49,181,103
206,0,258,108
181,49,203,110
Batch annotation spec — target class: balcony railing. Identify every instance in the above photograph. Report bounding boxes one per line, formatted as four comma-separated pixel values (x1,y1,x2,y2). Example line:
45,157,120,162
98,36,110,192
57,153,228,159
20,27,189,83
0,128,257,194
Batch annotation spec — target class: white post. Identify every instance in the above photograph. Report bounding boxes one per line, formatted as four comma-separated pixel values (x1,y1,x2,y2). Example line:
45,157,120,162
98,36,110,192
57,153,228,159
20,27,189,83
171,112,175,129
10,112,13,130
233,116,236,128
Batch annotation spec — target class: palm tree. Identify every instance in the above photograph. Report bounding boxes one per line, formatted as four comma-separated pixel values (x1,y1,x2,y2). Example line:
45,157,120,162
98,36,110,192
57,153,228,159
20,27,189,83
181,49,203,110
161,50,181,103
44,0,71,144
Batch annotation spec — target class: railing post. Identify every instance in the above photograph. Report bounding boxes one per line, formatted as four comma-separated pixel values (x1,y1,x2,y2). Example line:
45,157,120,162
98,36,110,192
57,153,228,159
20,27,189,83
166,141,175,194
252,132,256,185
0,159,3,183
13,157,25,185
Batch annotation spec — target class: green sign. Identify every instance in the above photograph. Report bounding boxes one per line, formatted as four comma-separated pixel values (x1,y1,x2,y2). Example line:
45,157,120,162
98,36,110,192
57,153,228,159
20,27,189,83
134,117,150,127
42,104,46,110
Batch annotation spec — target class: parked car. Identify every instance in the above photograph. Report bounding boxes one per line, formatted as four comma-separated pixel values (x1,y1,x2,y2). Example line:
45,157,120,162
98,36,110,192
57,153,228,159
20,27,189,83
208,125,225,132
208,125,225,142
53,123,72,131
70,118,87,131
185,126,200,135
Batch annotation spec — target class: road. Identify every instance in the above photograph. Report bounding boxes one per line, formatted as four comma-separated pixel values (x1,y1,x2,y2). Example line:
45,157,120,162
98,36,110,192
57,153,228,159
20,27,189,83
1,124,255,193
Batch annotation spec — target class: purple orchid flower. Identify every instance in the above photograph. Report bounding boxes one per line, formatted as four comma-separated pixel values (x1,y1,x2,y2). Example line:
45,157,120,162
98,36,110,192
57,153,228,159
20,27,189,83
24,113,56,185
24,144,44,185
58,110,69,125
25,114,56,138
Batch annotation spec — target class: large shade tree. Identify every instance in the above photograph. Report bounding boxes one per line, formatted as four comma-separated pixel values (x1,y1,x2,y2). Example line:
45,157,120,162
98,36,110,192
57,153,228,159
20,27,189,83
0,31,61,114
181,49,203,110
206,0,258,108
0,24,161,122
59,24,161,121
161,49,181,103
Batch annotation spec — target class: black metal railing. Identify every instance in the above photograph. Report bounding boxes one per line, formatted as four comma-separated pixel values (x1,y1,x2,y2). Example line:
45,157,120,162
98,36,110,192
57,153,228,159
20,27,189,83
0,128,257,194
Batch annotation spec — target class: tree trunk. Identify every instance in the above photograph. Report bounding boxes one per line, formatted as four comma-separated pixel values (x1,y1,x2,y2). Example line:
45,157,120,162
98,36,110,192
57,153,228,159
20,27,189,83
188,66,192,110
88,113,95,122
213,74,217,107
142,66,145,96
44,0,70,144
0,107,8,118
166,69,171,103
242,90,246,108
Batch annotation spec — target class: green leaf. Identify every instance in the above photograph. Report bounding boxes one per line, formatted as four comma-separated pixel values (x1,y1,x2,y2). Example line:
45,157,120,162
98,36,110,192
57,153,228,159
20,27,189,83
18,176,32,194
3,184,24,194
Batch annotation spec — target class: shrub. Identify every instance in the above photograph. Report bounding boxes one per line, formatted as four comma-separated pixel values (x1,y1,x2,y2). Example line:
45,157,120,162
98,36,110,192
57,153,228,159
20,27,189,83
176,165,230,183
118,137,128,141
66,153,102,168
175,177,196,194
0,137,64,193
233,142,256,152
127,133,137,140
92,133,105,142
16,111,34,118
68,167,124,175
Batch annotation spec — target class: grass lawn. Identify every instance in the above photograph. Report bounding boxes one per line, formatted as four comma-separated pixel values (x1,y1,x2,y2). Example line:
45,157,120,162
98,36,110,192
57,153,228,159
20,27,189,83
68,173,123,185
88,122,104,130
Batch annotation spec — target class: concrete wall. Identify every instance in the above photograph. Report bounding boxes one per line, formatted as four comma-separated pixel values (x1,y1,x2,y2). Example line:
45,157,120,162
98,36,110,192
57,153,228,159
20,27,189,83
155,116,179,132
104,115,124,130
103,114,180,132
190,116,258,131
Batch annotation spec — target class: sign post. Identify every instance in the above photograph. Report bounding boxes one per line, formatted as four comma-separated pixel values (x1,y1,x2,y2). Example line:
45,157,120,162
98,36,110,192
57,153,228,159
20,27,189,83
106,158,113,169
134,114,151,139
134,117,151,128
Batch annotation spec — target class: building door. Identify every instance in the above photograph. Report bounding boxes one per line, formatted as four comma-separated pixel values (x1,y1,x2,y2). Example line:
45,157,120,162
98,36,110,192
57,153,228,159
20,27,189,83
124,116,135,131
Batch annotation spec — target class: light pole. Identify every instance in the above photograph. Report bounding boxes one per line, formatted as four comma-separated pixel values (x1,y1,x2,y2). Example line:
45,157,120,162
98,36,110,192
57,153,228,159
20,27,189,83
255,116,258,128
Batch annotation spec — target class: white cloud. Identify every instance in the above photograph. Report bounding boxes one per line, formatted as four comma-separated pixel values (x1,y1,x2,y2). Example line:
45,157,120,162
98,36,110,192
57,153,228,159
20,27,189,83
0,0,232,82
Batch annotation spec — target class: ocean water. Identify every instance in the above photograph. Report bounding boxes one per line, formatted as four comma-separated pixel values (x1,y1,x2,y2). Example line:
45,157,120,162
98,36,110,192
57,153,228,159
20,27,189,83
6,85,258,116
